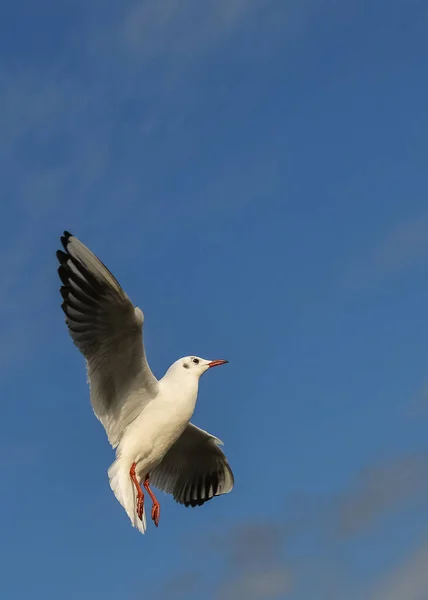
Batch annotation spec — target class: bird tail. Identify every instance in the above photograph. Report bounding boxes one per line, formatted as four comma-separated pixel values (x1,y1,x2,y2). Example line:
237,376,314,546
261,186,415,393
108,456,146,534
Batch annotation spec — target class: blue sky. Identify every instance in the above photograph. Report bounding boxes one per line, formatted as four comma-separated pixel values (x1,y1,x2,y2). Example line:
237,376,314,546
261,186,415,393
1,0,428,598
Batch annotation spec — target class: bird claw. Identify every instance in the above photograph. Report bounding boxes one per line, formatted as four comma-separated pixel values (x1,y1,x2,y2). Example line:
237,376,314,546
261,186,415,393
137,495,144,521
151,503,160,527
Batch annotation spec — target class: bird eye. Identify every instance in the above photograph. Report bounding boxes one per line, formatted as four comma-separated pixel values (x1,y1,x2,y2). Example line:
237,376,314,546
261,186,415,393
192,358,200,365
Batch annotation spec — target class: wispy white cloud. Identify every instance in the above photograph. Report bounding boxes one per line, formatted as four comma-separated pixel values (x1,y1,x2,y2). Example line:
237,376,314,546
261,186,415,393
211,522,291,600
335,453,428,538
369,541,428,600
3,0,343,377
216,567,291,600
157,570,200,599
121,0,270,57
341,212,428,291
0,0,289,372
157,521,291,599
0,0,291,232
159,451,428,599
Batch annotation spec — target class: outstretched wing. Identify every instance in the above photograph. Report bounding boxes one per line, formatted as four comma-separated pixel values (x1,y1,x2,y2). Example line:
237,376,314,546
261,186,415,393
150,423,234,507
56,231,158,447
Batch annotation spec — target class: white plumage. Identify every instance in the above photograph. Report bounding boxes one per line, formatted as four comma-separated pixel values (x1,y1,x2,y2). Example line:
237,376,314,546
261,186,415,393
56,231,233,534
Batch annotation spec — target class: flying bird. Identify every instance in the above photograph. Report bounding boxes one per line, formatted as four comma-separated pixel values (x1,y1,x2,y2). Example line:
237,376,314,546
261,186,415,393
56,231,233,534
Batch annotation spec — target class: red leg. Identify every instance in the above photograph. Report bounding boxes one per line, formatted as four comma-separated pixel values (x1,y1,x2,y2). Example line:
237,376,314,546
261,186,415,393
129,462,145,521
143,474,160,527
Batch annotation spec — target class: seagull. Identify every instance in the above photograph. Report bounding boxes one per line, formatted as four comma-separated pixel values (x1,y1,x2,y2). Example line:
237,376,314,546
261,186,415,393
56,231,234,534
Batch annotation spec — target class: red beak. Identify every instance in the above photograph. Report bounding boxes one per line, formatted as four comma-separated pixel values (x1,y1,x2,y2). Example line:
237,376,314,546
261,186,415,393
207,359,228,368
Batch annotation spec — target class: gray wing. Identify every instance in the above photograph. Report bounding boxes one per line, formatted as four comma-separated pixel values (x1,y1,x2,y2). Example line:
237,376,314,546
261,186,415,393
150,423,234,507
56,231,158,448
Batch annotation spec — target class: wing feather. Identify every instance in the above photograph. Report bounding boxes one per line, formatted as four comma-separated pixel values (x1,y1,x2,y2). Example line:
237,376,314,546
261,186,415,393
150,423,234,507
56,231,158,447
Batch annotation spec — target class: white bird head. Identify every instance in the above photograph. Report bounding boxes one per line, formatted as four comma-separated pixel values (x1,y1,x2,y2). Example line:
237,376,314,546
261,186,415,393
169,356,228,379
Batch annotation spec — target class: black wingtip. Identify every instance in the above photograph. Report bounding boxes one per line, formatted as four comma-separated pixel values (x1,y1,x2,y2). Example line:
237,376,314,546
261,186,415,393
59,286,69,301
183,496,213,508
56,249,68,264
60,231,73,250
58,264,70,286
186,498,207,508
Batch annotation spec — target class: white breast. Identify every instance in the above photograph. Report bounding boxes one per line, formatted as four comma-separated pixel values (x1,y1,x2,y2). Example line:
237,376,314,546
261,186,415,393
119,375,199,474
